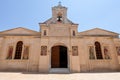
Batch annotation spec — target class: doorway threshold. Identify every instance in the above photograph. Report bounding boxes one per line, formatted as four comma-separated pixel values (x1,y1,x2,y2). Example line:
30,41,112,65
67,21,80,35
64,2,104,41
49,68,70,74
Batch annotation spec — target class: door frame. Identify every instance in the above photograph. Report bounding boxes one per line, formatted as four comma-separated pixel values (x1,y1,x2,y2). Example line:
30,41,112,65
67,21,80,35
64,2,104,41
50,45,69,69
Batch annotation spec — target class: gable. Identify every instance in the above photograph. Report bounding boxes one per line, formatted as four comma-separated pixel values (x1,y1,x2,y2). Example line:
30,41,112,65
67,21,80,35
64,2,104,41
0,27,40,36
42,18,76,24
79,28,119,37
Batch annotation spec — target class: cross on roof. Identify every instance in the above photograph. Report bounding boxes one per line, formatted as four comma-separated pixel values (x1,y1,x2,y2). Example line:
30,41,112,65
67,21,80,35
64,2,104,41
58,1,62,6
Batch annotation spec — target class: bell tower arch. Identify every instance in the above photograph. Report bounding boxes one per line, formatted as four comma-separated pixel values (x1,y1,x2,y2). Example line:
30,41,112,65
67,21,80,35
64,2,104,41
52,2,67,23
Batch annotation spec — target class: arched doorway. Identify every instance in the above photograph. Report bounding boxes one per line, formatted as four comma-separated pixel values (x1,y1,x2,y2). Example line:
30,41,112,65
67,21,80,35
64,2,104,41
51,46,68,68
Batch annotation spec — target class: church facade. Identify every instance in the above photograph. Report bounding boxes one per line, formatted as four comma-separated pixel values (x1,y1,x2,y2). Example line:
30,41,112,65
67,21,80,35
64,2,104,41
0,3,120,73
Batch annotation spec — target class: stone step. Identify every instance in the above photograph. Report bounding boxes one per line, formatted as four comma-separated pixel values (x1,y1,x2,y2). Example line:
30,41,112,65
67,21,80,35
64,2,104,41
49,68,70,74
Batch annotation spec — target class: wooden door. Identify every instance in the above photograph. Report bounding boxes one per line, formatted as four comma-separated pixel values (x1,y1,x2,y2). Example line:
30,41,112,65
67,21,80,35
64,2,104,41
51,46,60,68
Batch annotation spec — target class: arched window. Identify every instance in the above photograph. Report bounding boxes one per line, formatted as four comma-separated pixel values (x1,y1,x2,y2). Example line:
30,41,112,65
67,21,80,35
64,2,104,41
95,41,103,59
14,41,23,59
44,30,47,36
73,30,75,36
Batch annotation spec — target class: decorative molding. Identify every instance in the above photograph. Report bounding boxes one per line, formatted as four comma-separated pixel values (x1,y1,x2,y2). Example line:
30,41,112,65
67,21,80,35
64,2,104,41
41,46,47,56
72,46,78,56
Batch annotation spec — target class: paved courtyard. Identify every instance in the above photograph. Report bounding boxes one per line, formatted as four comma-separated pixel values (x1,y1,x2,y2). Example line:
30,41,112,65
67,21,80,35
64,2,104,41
0,72,120,80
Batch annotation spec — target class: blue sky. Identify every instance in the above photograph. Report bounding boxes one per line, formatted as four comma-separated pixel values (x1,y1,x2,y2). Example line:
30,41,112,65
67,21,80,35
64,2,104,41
0,0,120,33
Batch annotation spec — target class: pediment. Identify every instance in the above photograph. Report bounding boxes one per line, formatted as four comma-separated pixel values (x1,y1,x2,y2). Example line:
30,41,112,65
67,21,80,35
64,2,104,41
0,27,39,35
79,28,119,37
41,18,76,24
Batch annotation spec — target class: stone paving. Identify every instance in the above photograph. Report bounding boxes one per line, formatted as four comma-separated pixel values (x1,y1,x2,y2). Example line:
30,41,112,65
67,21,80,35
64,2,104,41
0,72,120,80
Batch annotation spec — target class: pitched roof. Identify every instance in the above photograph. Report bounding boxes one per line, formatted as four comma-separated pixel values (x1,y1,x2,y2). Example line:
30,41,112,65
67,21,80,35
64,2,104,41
79,28,119,37
0,27,40,36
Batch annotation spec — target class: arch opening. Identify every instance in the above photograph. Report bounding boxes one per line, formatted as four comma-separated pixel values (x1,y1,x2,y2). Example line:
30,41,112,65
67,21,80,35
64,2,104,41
51,46,68,68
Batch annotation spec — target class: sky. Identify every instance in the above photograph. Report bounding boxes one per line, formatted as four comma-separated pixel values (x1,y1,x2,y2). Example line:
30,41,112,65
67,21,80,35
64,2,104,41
0,0,120,33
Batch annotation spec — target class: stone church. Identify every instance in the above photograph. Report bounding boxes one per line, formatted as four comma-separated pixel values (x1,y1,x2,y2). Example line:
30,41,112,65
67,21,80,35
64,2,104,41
0,3,120,73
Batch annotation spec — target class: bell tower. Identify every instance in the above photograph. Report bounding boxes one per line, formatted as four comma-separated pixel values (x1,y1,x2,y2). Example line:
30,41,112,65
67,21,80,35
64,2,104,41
52,2,67,23
40,2,78,37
